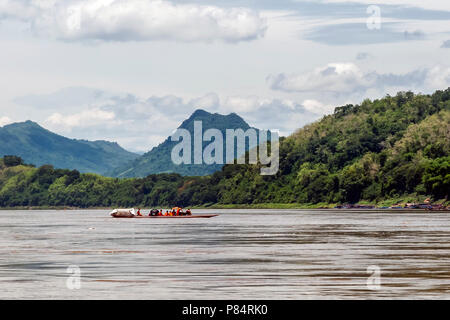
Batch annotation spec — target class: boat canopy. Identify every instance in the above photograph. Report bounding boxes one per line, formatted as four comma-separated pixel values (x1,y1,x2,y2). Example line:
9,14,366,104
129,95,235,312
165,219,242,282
110,208,136,217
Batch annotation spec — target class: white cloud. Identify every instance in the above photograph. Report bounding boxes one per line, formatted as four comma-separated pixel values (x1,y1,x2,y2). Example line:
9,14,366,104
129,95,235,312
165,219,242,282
0,116,12,126
268,62,450,98
0,0,267,43
321,0,450,11
267,62,370,94
222,96,270,113
302,99,335,115
424,65,450,89
190,92,220,110
0,0,39,20
46,108,117,129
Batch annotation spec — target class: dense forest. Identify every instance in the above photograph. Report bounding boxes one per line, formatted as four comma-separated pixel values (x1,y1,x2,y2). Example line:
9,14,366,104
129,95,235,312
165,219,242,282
1,88,449,208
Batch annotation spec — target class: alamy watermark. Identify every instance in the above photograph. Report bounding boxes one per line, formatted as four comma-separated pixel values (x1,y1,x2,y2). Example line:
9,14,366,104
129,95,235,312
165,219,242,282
66,265,81,290
366,5,381,30
366,265,381,290
170,121,279,175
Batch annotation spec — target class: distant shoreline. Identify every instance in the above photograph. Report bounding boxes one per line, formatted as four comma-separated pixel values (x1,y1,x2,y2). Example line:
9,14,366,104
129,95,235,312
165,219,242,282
192,203,449,211
1,203,448,211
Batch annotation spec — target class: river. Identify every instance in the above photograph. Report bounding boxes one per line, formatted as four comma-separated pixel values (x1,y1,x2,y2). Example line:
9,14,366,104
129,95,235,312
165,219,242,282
1,209,449,299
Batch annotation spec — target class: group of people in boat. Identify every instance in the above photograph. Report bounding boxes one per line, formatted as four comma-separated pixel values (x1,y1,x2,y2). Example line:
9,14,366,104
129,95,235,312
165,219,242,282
135,207,192,217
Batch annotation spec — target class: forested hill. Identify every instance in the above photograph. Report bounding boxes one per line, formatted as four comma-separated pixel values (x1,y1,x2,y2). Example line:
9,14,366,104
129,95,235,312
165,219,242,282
0,89,449,208
108,109,258,178
0,121,139,175
197,89,449,205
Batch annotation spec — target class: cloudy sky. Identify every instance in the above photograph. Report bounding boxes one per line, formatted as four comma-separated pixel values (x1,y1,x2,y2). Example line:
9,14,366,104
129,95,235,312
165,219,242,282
0,0,449,152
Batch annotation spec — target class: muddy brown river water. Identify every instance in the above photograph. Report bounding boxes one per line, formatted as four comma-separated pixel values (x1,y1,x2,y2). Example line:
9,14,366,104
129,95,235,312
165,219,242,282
0,209,449,299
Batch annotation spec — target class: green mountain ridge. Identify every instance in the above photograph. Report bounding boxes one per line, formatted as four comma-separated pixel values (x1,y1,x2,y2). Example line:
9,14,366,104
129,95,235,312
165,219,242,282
0,88,448,208
0,120,139,175
191,89,450,205
109,109,259,177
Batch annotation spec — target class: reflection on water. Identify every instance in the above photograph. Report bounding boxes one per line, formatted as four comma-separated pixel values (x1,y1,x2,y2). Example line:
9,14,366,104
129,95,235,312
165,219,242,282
0,209,449,299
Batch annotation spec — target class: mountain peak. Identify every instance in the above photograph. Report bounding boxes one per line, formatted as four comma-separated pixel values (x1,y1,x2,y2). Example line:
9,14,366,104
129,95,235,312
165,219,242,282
190,109,211,118
109,110,255,177
4,120,41,129
179,109,250,131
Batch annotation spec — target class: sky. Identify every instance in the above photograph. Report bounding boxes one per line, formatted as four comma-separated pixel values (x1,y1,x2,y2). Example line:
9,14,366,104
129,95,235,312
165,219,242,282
0,0,449,152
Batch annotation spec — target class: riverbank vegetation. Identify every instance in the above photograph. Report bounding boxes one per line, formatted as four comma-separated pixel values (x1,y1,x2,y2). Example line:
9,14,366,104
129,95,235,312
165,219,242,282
1,89,449,208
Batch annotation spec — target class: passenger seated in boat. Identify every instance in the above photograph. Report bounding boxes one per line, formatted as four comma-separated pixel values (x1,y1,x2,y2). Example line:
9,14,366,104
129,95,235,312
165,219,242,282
186,209,192,216
137,208,142,216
